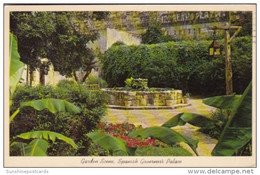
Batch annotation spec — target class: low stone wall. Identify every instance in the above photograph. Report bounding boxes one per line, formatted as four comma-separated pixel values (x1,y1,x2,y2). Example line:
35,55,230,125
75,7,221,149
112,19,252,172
102,88,184,107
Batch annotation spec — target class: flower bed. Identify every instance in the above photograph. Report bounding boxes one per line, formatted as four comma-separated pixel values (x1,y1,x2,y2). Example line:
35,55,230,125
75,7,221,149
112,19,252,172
88,122,193,156
97,122,158,147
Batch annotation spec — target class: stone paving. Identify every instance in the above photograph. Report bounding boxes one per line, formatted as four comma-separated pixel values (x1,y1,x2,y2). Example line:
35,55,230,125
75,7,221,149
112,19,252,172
102,98,218,156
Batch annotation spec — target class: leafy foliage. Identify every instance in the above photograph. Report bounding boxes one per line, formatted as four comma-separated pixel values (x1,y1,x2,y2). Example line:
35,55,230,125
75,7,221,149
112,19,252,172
10,12,100,82
199,109,228,139
12,139,49,156
10,81,108,156
111,41,126,47
86,74,108,88
10,12,51,72
15,131,78,149
20,98,81,114
161,81,252,156
128,126,198,156
124,77,148,90
162,112,215,128
47,12,99,82
203,95,242,110
100,36,251,95
10,98,81,123
86,132,130,155
9,33,24,100
9,33,105,157
141,21,173,44
212,82,252,156
87,124,195,156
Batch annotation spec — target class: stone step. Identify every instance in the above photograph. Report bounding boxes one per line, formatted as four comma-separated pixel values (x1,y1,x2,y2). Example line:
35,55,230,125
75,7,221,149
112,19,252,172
107,103,191,110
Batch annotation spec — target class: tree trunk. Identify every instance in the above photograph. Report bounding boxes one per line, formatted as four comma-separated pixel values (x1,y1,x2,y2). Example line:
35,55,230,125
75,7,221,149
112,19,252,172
73,71,78,82
40,68,45,85
73,70,91,82
26,65,29,86
82,71,91,82
29,69,33,87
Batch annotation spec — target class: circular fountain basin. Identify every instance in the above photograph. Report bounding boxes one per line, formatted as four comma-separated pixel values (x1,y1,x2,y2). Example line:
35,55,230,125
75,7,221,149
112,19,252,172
102,88,190,109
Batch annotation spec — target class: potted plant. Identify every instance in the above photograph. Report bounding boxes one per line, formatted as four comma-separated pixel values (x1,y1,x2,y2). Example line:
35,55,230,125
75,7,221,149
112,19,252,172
165,95,174,106
124,96,132,107
183,93,190,104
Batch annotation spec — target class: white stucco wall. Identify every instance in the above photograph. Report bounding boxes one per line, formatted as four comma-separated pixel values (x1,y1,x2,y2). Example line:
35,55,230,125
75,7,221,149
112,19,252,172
106,28,141,49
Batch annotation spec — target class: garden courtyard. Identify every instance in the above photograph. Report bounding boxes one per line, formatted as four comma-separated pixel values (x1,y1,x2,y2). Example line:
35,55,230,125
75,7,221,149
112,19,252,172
103,97,217,156
9,11,253,158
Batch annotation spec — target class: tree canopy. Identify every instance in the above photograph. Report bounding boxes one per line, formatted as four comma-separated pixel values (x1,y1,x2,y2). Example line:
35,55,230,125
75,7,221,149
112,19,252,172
10,11,101,82
141,21,173,44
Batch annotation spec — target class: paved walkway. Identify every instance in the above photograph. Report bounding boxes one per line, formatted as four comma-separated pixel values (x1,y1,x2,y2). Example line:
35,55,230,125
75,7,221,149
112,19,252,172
102,98,218,156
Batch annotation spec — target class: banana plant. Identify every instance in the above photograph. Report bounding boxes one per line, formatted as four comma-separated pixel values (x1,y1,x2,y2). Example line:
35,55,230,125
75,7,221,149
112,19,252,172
203,95,242,110
11,131,78,156
87,130,197,156
9,33,24,103
211,82,252,156
162,82,252,156
11,139,49,156
128,126,199,156
162,112,215,128
9,33,80,156
10,98,81,123
87,132,132,156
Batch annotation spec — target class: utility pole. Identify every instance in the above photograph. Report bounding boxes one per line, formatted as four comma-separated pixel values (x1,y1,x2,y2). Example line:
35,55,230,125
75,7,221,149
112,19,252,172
209,25,242,95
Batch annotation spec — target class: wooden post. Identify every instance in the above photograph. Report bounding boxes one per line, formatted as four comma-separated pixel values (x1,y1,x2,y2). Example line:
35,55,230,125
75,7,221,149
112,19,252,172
225,29,233,95
209,25,241,95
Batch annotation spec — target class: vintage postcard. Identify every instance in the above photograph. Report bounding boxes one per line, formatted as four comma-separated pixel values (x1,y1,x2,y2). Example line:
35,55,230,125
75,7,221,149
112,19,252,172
3,4,256,167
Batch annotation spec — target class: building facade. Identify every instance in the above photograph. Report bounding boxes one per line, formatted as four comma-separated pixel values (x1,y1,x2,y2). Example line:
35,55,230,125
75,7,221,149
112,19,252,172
22,11,251,86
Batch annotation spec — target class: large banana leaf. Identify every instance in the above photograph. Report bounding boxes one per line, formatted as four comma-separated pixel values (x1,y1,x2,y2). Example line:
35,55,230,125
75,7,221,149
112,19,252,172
10,141,27,155
20,98,81,114
15,130,78,149
10,98,81,123
203,95,242,110
24,139,49,156
9,33,25,100
87,132,131,155
212,82,252,156
162,112,214,128
11,139,49,156
161,113,187,128
128,126,198,156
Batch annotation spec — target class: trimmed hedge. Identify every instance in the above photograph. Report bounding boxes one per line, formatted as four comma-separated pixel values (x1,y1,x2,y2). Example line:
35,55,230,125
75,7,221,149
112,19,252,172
10,80,108,156
100,36,252,95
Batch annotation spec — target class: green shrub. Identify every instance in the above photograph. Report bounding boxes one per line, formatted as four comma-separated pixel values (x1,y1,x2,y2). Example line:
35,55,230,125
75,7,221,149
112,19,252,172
125,77,148,90
86,74,108,88
141,21,174,44
199,109,228,139
100,36,252,95
111,41,126,47
10,80,108,156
